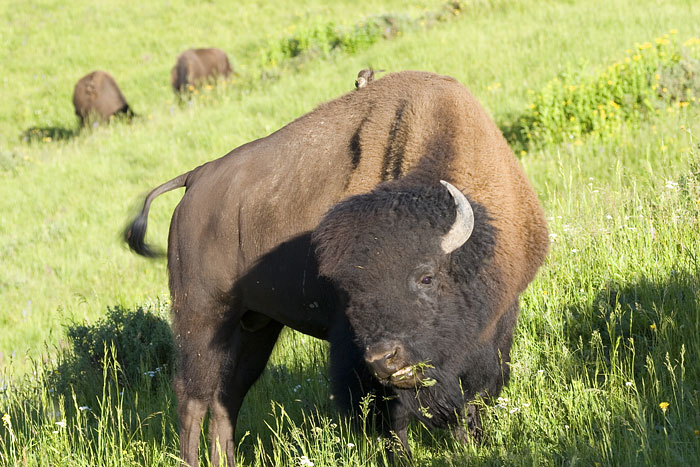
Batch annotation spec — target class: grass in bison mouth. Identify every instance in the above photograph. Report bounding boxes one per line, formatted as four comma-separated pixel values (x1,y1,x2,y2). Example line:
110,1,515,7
386,363,437,389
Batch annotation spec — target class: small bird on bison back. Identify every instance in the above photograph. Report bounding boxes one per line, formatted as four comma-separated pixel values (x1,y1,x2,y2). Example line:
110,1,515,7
72,70,135,127
170,47,233,94
355,68,385,89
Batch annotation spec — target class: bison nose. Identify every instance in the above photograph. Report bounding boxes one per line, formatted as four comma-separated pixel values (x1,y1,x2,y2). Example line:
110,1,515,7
365,342,405,380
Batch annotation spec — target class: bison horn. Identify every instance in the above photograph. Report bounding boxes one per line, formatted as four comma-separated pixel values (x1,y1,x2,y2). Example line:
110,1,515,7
440,180,474,254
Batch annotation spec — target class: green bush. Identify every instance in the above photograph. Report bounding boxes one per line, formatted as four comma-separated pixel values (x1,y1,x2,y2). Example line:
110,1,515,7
49,305,174,396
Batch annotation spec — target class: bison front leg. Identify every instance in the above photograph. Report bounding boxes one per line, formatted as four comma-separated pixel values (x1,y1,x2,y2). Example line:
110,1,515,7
175,394,208,467
451,403,482,445
383,404,412,465
208,319,283,467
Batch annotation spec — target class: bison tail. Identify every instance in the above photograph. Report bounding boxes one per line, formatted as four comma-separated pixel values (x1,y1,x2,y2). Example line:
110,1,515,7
124,172,190,258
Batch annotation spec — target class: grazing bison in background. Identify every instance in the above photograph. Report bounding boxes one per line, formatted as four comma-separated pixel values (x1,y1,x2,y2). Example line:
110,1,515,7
170,47,232,93
73,70,134,126
124,71,548,466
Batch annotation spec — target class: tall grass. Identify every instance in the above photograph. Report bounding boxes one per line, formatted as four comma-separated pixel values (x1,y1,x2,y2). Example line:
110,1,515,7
2,0,700,464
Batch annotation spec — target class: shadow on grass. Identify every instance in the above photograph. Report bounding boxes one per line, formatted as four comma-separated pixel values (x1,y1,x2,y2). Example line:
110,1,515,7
21,125,79,143
564,271,699,367
557,270,700,464
497,113,533,155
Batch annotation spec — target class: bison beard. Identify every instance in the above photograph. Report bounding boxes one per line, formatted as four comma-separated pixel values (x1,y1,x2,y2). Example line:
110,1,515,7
314,183,505,448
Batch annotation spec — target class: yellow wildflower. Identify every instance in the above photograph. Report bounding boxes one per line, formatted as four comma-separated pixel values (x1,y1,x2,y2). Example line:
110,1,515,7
650,323,657,330
659,401,669,412
2,413,10,427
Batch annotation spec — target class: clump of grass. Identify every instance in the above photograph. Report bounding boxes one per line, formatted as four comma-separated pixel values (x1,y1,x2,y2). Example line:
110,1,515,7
516,32,700,149
259,0,467,74
260,15,410,73
0,350,179,466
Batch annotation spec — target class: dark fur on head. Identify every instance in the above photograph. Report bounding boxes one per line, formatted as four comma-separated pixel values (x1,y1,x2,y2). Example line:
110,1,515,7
313,182,508,429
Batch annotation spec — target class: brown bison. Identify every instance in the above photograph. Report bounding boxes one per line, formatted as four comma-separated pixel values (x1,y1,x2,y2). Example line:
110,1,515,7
125,71,548,466
170,48,232,93
72,70,134,126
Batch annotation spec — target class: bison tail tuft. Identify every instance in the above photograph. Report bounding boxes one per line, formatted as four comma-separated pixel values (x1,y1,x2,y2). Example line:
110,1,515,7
123,171,189,259
124,209,163,258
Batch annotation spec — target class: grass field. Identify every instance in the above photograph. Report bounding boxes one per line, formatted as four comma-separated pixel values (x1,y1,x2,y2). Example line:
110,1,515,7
1,0,699,465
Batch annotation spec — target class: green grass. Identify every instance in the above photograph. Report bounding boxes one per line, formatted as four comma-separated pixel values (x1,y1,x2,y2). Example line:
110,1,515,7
2,0,700,465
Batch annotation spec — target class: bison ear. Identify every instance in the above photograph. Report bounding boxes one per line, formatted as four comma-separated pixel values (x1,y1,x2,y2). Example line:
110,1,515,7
440,180,474,254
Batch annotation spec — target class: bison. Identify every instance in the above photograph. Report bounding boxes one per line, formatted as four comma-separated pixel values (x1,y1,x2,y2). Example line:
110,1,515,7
125,71,548,466
170,48,233,94
72,70,134,127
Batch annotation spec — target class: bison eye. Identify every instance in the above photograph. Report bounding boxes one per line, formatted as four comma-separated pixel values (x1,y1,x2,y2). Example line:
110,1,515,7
420,275,433,285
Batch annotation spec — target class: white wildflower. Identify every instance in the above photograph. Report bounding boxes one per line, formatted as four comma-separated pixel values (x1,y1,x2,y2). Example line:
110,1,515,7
509,407,520,414
299,455,315,466
79,406,91,412
55,420,66,428
347,442,355,448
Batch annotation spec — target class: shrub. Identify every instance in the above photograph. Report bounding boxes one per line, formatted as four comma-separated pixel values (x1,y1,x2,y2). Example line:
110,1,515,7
49,304,174,396
517,32,700,149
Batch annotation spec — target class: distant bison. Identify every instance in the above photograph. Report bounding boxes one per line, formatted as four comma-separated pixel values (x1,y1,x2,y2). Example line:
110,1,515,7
124,71,548,466
170,48,232,93
72,70,134,126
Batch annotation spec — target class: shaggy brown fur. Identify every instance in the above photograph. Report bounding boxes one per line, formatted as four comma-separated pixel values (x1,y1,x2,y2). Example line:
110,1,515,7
72,70,134,126
124,71,548,467
170,48,232,93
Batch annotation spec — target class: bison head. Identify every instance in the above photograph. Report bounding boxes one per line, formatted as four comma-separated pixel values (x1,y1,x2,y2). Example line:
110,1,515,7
313,181,500,425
